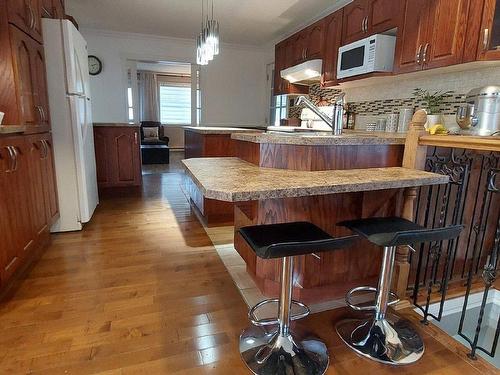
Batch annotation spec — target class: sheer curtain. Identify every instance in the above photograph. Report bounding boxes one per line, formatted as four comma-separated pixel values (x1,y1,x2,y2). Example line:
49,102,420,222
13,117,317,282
138,71,159,122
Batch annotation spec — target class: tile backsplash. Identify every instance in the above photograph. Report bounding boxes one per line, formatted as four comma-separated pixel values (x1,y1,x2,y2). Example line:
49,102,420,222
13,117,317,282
288,65,500,129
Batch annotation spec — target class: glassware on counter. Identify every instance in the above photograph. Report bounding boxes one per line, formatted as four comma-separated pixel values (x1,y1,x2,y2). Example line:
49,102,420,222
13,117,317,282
398,108,414,132
386,113,399,132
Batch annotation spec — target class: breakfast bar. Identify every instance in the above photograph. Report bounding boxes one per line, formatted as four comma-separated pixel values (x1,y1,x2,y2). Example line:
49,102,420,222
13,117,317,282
183,147,448,302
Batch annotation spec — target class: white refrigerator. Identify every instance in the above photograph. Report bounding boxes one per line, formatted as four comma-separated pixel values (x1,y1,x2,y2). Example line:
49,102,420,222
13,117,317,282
42,19,99,232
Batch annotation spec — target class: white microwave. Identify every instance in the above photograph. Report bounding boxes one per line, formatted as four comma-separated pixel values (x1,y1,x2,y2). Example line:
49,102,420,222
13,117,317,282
337,34,396,79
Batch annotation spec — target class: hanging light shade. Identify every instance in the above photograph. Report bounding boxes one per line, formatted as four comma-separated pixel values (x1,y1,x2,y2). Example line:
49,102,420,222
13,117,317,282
196,0,219,65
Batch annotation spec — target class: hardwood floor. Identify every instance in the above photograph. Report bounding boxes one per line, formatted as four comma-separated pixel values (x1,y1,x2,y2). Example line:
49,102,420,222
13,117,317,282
0,153,496,374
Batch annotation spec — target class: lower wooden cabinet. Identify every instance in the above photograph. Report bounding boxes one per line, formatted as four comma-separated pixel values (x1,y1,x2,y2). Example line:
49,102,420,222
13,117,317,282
93,126,142,188
0,133,57,287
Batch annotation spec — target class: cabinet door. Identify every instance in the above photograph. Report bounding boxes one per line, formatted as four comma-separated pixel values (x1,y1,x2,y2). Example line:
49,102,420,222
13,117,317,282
477,0,500,60
274,42,286,95
111,128,141,186
9,25,38,129
342,0,368,45
394,0,430,74
424,0,470,69
305,21,324,60
31,43,51,131
0,146,16,283
93,127,111,186
6,0,43,43
27,135,48,238
321,9,343,87
293,32,308,64
0,138,35,279
366,0,402,35
40,134,58,223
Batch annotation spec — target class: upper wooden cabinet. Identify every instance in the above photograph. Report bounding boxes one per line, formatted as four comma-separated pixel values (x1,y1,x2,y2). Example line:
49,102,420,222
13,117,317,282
321,9,343,87
476,0,500,61
342,0,402,45
6,0,43,43
394,0,470,73
342,0,368,44
9,24,50,132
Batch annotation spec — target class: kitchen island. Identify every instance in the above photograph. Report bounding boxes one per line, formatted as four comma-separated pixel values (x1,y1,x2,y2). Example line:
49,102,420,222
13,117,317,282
183,128,436,301
183,155,447,302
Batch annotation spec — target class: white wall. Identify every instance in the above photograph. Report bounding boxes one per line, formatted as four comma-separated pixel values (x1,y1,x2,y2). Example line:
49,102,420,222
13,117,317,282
81,29,273,130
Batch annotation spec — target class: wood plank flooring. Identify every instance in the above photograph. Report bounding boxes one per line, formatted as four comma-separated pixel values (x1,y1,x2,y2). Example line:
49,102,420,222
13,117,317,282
0,152,496,374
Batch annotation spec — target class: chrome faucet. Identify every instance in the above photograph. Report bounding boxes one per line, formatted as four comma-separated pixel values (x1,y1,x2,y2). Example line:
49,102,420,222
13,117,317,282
296,93,345,135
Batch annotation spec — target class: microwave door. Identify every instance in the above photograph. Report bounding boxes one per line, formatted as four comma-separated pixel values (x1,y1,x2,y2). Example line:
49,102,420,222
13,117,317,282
339,45,367,78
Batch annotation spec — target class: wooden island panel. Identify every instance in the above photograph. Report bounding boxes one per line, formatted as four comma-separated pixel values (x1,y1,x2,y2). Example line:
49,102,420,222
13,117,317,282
234,189,402,302
235,139,404,170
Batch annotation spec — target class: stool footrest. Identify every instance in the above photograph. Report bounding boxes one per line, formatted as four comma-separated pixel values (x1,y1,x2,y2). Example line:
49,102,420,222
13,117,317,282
346,286,399,311
248,298,310,326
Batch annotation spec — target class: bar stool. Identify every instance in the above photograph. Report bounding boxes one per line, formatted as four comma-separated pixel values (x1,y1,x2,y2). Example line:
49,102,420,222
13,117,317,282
335,217,463,366
238,221,356,375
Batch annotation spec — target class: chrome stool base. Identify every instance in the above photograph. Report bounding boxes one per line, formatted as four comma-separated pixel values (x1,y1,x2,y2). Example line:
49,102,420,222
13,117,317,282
336,313,424,366
240,325,329,375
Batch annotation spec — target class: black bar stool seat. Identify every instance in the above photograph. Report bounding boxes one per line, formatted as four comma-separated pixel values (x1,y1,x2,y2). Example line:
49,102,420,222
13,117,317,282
239,221,356,259
335,216,463,366
238,221,356,375
339,217,463,247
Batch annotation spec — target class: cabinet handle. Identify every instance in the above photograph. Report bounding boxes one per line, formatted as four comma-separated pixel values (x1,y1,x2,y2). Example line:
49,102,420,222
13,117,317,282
361,17,365,33
35,106,43,122
41,140,48,159
365,17,368,33
483,28,490,51
134,132,138,145
41,107,47,122
416,44,423,64
4,146,15,172
27,1,35,30
9,146,19,172
422,43,430,63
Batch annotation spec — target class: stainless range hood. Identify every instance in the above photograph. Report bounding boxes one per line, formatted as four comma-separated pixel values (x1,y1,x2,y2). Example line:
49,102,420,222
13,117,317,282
280,59,322,85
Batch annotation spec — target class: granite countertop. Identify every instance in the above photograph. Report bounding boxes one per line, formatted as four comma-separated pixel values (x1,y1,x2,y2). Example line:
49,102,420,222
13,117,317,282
184,126,264,134
231,130,407,146
182,157,448,202
93,122,140,127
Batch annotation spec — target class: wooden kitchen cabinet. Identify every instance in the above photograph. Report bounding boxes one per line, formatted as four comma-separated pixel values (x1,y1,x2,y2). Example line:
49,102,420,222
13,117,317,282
395,0,470,73
93,126,142,188
394,0,430,73
8,24,50,132
476,0,500,61
6,0,42,43
342,0,368,44
342,0,401,45
304,20,324,60
0,137,36,281
321,9,343,87
52,0,64,18
273,39,308,95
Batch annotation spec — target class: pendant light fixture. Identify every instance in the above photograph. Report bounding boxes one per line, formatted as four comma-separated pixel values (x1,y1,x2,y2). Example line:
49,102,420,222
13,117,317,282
196,0,220,66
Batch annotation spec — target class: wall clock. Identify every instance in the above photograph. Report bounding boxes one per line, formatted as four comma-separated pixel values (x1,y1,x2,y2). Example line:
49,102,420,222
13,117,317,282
88,55,103,76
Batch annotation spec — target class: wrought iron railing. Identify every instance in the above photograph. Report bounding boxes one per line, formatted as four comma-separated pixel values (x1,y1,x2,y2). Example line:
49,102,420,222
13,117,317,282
409,146,499,360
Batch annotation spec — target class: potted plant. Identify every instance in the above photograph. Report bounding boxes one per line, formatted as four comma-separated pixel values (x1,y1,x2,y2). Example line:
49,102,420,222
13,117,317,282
413,88,452,128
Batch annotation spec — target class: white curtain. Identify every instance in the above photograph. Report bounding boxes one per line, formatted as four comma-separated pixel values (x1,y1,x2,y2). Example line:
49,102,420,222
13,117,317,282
138,71,159,122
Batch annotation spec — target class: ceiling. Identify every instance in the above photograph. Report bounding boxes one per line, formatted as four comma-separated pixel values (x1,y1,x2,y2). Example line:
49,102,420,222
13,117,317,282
65,0,349,46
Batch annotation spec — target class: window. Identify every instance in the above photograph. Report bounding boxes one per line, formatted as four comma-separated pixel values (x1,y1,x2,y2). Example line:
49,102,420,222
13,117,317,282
268,65,288,126
158,82,191,125
127,87,134,121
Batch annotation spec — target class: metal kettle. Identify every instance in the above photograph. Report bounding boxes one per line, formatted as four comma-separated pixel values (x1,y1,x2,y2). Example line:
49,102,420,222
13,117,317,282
456,85,500,136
